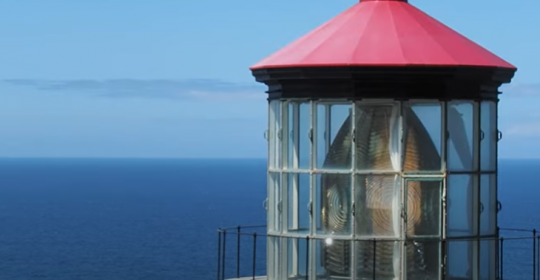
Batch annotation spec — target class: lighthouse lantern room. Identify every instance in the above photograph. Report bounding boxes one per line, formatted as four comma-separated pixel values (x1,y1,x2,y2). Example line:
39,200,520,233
249,0,516,280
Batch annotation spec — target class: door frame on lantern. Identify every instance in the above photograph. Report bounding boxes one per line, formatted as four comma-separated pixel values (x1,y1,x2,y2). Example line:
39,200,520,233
402,177,445,280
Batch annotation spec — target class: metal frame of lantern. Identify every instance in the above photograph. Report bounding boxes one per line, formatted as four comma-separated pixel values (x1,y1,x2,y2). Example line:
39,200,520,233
259,66,513,280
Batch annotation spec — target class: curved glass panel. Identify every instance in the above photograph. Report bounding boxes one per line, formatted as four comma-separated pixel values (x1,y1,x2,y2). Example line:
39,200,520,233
480,239,496,280
447,240,473,280
356,240,401,280
355,175,401,237
287,236,308,279
405,179,441,237
267,236,281,280
287,102,310,170
480,102,497,171
447,175,476,237
354,103,401,171
448,101,475,171
315,173,352,236
268,100,282,169
406,240,440,280
404,103,442,172
268,172,281,233
316,239,351,279
480,174,496,235
315,104,352,170
286,173,310,234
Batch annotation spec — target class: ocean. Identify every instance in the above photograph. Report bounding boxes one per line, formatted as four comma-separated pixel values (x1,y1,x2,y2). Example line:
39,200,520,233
0,158,537,280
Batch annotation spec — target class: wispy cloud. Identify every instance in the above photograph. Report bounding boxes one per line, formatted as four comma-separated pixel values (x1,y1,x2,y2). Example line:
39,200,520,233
501,83,540,96
505,123,540,137
6,79,536,101
2,78,266,100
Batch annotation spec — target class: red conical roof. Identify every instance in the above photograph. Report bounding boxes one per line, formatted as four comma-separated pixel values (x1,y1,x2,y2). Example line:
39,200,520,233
250,0,515,70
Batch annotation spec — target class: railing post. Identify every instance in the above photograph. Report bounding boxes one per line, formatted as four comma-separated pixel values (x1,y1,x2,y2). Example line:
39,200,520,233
373,239,377,280
217,229,222,280
500,237,504,280
537,236,540,280
237,226,241,279
305,236,309,280
252,233,257,280
442,239,446,280
222,230,227,280
534,229,537,280
497,227,500,280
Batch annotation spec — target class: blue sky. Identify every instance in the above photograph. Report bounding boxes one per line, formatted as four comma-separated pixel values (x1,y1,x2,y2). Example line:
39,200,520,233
0,0,538,158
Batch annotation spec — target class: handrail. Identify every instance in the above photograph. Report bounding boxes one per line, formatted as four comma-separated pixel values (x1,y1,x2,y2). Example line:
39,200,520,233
216,225,540,280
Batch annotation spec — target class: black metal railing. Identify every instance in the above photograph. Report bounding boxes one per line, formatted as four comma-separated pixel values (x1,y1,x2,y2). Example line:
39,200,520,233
217,225,267,280
216,226,540,280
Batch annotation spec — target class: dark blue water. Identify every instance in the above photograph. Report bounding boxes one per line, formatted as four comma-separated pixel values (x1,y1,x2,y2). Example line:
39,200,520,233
0,159,267,280
0,158,537,279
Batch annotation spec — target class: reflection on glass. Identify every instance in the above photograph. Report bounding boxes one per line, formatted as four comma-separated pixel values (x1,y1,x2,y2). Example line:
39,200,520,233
406,180,441,237
447,240,473,280
480,175,496,235
299,103,310,169
447,175,475,237
287,237,308,278
316,104,328,168
355,175,400,237
448,101,475,171
481,102,497,171
269,172,281,233
268,100,282,169
287,173,310,234
287,102,296,168
406,240,439,280
404,103,442,171
356,240,400,280
317,172,352,278
287,102,310,169
355,104,400,171
316,104,352,169
480,240,496,280
316,239,351,279
316,174,351,235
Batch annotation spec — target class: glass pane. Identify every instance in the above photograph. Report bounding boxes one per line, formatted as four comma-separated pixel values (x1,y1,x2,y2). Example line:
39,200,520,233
356,240,401,280
287,173,310,234
287,102,310,169
404,103,442,171
299,103,311,169
316,104,328,168
267,236,281,280
447,175,476,237
269,100,282,169
287,102,294,168
480,102,497,171
268,172,281,233
406,180,441,237
316,173,352,235
355,175,401,237
406,240,440,280
355,103,400,171
447,240,473,280
287,237,308,278
480,175,496,235
316,239,351,279
316,104,352,170
448,101,475,171
479,239,496,280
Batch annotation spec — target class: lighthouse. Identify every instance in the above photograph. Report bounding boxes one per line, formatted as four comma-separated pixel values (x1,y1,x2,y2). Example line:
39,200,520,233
219,0,521,279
